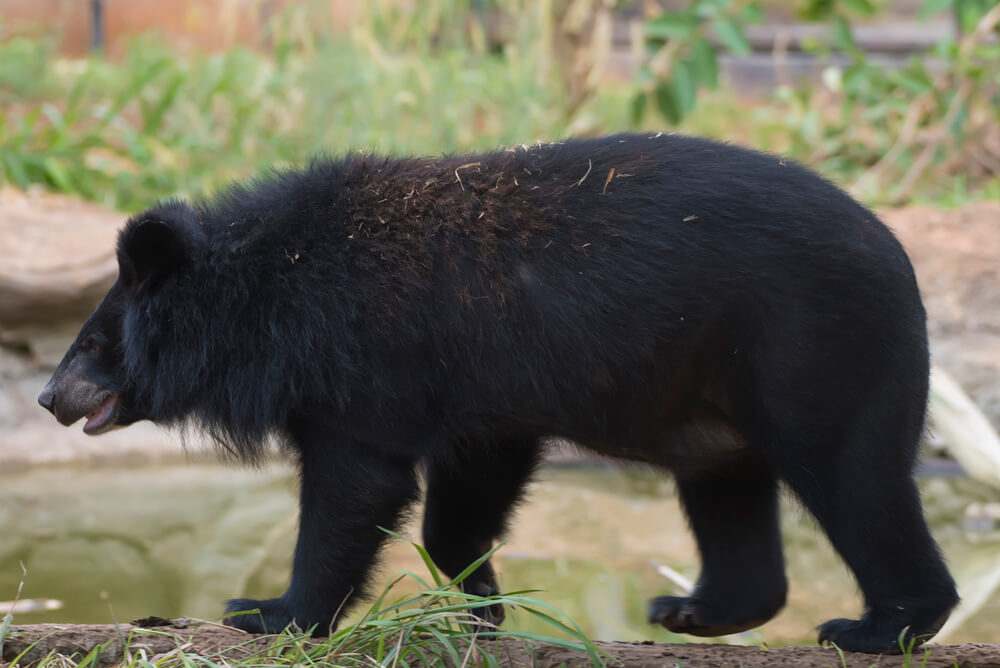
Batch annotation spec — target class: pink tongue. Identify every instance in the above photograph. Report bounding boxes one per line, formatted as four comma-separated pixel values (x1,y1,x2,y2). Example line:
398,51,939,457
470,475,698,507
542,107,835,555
83,394,118,434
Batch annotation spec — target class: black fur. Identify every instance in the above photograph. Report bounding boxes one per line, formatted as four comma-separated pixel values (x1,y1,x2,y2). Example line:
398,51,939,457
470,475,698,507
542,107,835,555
39,133,958,652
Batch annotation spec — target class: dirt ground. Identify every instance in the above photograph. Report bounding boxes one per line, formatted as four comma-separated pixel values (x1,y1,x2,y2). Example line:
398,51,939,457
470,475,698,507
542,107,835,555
2,621,1000,667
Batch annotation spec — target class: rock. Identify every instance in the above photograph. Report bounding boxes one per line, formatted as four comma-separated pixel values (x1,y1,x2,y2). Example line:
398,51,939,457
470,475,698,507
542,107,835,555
887,202,1000,432
0,187,119,335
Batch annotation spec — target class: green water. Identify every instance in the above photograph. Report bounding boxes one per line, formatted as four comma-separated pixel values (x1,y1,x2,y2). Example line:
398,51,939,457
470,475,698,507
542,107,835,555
1,462,998,646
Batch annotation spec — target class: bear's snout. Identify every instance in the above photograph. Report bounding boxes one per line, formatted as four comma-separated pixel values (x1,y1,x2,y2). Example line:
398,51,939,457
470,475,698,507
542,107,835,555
37,384,56,414
38,354,117,431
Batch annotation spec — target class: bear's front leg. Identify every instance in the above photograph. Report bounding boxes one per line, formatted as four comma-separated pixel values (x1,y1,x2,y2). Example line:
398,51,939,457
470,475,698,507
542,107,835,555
224,436,420,635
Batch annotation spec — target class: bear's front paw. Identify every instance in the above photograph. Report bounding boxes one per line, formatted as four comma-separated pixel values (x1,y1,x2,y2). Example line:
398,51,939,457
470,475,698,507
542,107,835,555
222,598,336,636
462,579,505,630
224,597,336,636
224,597,290,634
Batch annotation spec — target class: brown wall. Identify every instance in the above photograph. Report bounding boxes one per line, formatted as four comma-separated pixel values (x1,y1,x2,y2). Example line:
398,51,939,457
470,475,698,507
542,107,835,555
0,0,355,57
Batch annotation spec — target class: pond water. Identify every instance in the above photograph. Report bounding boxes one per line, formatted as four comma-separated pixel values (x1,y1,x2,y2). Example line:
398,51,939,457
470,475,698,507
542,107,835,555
1,460,998,646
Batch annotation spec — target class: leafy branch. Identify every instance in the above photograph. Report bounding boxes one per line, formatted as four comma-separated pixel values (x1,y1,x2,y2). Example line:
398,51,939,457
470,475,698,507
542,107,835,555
636,0,1000,203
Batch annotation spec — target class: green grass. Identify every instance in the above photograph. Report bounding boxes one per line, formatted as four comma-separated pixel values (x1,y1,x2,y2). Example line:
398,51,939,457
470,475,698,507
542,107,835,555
218,532,605,667
0,533,606,667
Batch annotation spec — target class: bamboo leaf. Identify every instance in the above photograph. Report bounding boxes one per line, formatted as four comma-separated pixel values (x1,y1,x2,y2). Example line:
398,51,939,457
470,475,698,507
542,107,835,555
690,38,719,89
672,59,697,116
43,157,73,191
629,91,647,126
654,82,681,124
842,0,877,16
919,0,953,19
142,73,184,135
831,16,859,53
713,17,751,56
644,12,700,40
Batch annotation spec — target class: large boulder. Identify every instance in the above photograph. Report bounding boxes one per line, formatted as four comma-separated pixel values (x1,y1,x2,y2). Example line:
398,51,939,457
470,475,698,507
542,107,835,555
0,188,120,321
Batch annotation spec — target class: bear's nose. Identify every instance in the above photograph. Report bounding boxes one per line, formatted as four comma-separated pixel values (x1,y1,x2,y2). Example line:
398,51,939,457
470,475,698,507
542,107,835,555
37,386,56,414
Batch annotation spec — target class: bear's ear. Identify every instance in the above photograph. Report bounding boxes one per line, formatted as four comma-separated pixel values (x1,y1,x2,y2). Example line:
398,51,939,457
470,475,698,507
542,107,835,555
118,208,204,289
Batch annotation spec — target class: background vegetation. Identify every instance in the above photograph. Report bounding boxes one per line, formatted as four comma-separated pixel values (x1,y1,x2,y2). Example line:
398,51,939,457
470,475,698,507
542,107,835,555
636,0,1000,203
1,0,997,212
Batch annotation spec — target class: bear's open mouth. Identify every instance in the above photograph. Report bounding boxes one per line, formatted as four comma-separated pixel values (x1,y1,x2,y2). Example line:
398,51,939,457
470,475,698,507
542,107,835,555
83,392,119,435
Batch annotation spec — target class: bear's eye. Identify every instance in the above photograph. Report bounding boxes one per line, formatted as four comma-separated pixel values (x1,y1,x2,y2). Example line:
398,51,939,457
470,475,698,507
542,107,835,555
82,339,101,354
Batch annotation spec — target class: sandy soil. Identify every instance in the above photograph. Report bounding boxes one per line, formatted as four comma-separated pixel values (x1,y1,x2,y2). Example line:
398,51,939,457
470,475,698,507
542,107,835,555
2,621,1000,667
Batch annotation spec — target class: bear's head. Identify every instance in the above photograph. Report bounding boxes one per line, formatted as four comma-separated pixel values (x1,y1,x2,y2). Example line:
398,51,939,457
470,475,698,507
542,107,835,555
38,201,206,434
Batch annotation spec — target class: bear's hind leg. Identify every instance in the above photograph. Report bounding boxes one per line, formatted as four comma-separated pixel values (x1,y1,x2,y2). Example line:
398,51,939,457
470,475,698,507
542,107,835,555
772,415,959,653
650,465,787,636
422,436,543,628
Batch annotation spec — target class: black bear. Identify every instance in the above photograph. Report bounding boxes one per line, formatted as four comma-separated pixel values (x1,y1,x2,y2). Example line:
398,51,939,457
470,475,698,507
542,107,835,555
38,133,957,653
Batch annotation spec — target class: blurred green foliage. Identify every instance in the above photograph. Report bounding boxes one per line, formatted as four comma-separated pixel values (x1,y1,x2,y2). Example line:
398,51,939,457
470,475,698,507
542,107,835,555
0,0,997,209
637,0,1000,203
0,2,633,211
